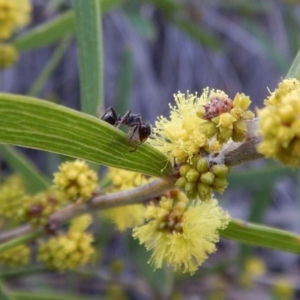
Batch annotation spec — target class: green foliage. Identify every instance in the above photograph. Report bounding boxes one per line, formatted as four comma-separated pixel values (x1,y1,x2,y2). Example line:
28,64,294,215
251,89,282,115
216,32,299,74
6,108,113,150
0,93,172,177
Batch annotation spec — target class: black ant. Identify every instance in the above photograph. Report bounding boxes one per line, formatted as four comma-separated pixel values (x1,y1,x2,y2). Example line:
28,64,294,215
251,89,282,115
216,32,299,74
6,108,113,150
101,107,151,152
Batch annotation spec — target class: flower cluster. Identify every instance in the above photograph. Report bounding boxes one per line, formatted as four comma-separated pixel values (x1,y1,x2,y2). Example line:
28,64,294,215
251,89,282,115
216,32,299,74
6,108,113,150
0,0,31,40
0,244,30,268
19,189,65,227
133,191,230,274
176,157,230,201
0,175,26,223
197,92,255,143
150,89,250,200
0,43,17,68
38,214,95,272
0,0,32,69
150,89,254,164
38,231,95,271
257,78,300,167
53,160,98,202
101,167,148,231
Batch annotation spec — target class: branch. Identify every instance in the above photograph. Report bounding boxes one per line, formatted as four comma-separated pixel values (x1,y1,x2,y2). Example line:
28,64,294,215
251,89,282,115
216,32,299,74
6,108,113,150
0,119,264,244
0,179,174,243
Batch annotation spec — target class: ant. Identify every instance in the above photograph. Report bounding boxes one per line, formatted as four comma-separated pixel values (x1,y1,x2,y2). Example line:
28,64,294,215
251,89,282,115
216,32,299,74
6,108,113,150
101,107,151,152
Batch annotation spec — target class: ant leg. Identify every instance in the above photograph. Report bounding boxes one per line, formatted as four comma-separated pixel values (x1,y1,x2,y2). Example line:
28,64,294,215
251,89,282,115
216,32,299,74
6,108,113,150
116,110,131,128
128,124,139,142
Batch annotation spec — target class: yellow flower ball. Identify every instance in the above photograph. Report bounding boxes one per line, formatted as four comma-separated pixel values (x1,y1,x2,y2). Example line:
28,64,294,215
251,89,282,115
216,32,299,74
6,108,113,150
0,43,18,68
133,193,230,274
257,78,300,167
53,160,98,202
0,0,31,40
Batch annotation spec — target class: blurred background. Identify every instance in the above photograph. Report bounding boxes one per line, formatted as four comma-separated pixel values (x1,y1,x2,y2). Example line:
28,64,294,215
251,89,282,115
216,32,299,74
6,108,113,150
1,0,300,299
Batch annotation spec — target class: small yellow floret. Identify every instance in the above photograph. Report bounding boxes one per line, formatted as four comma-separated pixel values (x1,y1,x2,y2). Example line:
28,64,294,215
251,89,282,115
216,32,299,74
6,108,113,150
0,43,18,68
0,0,31,40
257,78,300,167
53,160,98,202
133,193,230,274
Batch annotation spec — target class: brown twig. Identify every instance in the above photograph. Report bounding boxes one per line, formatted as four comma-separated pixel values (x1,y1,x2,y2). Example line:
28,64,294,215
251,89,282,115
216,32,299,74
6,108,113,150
0,119,264,244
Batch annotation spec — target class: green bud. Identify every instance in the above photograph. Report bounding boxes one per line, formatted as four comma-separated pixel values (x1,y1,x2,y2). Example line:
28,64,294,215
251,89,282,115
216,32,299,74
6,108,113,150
180,164,192,177
185,181,197,199
196,105,205,118
211,164,230,177
186,169,200,182
191,155,200,168
200,121,217,138
196,158,209,173
200,171,215,185
213,177,228,188
197,183,212,201
175,177,188,189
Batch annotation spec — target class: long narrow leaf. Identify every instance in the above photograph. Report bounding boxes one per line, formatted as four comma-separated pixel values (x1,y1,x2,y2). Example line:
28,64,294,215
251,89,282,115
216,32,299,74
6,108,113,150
0,145,49,193
221,219,300,254
0,93,172,177
73,0,103,116
13,0,124,52
286,48,300,80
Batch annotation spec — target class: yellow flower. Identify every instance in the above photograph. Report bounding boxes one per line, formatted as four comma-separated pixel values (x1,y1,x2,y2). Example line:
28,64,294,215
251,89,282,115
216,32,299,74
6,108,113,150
257,78,300,167
69,214,93,233
38,232,95,271
0,244,30,268
0,0,31,40
19,188,65,227
150,89,254,164
150,92,209,163
0,43,18,68
101,167,148,231
53,160,98,202
273,277,294,300
133,192,230,274
0,175,26,223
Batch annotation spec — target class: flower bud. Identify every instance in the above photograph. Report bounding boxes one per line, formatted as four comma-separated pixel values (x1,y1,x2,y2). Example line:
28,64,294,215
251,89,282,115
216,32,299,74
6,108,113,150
200,172,215,185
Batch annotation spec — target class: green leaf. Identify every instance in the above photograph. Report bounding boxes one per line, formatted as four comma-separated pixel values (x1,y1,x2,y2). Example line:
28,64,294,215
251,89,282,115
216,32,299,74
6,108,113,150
13,11,75,52
115,49,134,114
228,163,293,189
0,283,11,300
152,0,221,49
221,219,300,254
0,145,50,194
128,237,166,296
72,0,103,116
13,0,125,52
286,48,300,80
28,36,72,97
0,232,42,254
0,93,172,177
